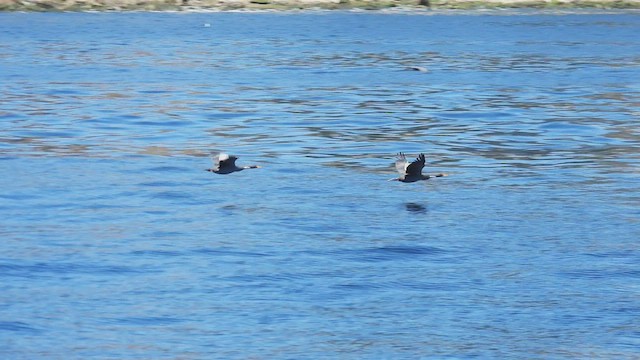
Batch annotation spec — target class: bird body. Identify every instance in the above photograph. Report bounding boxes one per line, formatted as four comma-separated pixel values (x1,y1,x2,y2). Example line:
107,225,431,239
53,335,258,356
207,153,260,174
407,66,429,72
391,152,446,183
205,152,444,182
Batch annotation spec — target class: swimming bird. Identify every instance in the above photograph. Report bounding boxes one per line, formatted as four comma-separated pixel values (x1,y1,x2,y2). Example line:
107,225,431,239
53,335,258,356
390,152,447,183
206,153,260,174
407,66,429,72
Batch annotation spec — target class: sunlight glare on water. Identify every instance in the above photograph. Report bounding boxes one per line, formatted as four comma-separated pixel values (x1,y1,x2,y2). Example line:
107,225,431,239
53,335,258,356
1,10,639,359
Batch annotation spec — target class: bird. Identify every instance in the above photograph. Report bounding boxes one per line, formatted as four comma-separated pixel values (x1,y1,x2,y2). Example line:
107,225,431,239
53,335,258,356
390,152,447,183
206,153,260,174
407,66,428,72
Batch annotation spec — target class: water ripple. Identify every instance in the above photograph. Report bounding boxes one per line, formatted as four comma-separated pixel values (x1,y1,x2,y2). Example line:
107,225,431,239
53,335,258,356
0,261,153,278
0,321,43,334
1,11,639,360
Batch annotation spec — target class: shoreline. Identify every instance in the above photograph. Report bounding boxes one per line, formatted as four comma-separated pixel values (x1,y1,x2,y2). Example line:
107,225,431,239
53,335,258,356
2,0,640,11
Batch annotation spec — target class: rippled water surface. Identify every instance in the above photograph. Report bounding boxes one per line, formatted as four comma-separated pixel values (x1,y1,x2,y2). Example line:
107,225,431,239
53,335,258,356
1,10,640,358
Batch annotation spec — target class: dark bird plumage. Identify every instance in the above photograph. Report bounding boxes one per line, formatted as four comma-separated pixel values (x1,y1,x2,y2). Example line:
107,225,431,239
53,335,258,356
407,66,429,72
391,152,447,183
206,153,260,174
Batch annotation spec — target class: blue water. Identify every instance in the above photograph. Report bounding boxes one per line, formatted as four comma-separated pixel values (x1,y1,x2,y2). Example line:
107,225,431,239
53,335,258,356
1,10,640,358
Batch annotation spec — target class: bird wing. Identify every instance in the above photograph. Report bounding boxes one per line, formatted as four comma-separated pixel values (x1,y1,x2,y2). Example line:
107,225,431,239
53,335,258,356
395,153,409,175
211,155,222,171
405,153,426,176
213,153,237,171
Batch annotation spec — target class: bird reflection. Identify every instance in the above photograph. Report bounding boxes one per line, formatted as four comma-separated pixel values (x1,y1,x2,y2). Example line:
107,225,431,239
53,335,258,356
405,202,428,214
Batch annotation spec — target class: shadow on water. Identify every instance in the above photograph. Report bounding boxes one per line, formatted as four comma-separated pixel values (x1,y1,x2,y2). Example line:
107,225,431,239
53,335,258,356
405,202,428,214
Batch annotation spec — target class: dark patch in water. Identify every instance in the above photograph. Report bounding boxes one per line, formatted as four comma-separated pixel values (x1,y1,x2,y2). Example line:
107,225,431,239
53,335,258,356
0,262,149,277
194,247,272,258
153,191,192,200
130,250,183,257
111,316,186,326
560,268,640,280
146,166,189,172
138,181,181,187
0,321,43,334
405,202,428,214
374,245,446,256
342,245,447,263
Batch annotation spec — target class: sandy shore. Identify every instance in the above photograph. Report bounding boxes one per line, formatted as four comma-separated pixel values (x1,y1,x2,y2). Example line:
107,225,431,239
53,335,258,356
1,0,639,11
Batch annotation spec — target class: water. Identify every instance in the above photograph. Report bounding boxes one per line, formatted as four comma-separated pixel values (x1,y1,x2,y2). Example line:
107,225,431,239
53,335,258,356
1,10,640,358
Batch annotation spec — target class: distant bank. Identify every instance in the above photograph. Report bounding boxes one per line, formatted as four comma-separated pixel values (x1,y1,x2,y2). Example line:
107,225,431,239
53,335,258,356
1,0,639,11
